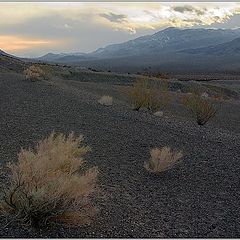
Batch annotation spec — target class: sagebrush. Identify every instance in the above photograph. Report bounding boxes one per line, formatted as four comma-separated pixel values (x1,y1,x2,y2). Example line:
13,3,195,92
127,79,171,111
0,132,98,228
181,92,218,126
127,79,149,111
144,147,183,174
24,65,48,81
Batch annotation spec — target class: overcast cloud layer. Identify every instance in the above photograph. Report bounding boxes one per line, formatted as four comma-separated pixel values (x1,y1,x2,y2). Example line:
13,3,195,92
0,2,240,57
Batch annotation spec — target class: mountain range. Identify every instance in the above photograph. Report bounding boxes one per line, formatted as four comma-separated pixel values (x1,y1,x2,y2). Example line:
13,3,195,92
1,27,240,74
181,37,240,55
35,27,240,73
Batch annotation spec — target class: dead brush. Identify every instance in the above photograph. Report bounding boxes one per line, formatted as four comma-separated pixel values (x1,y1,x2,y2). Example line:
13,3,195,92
127,79,149,111
127,79,171,112
181,92,218,126
145,81,171,113
23,65,48,81
0,132,98,228
144,147,183,174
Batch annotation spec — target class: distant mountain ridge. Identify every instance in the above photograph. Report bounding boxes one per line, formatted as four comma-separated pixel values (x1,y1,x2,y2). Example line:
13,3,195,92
181,37,240,55
2,27,240,74
90,27,240,59
38,52,86,61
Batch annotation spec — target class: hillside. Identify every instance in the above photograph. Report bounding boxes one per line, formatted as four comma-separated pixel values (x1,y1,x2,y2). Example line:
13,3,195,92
0,53,28,73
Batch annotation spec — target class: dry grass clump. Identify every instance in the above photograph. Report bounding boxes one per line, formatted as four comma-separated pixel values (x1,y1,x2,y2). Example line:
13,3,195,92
127,79,149,111
181,92,218,126
153,111,164,117
23,65,48,81
146,81,171,113
98,95,113,106
144,147,183,174
127,79,171,112
0,132,98,228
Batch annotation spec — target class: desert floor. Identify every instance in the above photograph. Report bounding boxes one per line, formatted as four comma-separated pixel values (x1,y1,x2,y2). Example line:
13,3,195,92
0,72,240,237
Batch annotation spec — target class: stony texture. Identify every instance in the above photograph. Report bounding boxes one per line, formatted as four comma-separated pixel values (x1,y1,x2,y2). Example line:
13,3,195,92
0,73,239,237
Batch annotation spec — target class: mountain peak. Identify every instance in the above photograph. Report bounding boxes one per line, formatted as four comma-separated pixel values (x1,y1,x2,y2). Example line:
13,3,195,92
162,27,179,32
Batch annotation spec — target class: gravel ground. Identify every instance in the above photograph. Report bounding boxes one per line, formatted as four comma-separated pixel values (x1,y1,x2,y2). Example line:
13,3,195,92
0,73,240,237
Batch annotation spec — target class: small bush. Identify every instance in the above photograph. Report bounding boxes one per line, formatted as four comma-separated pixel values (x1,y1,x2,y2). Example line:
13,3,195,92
1,133,98,228
127,79,171,111
23,65,47,81
153,111,164,117
127,79,149,111
146,82,171,113
181,93,217,126
98,95,113,106
144,147,183,174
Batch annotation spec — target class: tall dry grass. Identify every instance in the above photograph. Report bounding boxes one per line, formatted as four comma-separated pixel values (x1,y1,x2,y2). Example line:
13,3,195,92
127,78,171,112
181,92,218,126
1,132,98,228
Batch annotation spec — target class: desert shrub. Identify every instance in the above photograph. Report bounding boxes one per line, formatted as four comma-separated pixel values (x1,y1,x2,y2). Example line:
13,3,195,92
127,79,171,111
0,132,98,228
38,64,54,79
153,111,164,117
23,65,47,81
144,147,183,174
98,95,113,106
181,92,218,126
127,79,149,111
146,81,171,112
145,89,162,112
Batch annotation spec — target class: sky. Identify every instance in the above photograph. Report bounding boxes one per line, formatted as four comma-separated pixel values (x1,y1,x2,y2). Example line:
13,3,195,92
0,2,240,57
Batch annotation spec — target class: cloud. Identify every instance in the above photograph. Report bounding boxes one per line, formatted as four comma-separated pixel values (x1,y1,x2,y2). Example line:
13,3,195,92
172,5,206,16
100,12,127,23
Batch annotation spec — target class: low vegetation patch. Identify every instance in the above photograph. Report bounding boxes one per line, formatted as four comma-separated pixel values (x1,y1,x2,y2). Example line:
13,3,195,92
181,92,218,126
144,147,183,174
98,95,113,106
127,79,171,112
153,111,164,117
127,79,149,111
24,65,49,81
0,132,98,228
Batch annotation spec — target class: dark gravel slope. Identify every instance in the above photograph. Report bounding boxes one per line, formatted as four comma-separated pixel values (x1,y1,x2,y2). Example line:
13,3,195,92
0,74,240,237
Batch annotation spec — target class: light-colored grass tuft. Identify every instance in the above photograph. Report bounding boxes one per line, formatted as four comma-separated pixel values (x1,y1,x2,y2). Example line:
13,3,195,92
23,65,47,81
0,132,98,228
98,95,113,106
153,111,164,117
144,147,183,174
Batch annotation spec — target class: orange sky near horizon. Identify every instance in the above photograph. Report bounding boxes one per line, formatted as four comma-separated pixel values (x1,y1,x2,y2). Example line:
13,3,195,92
0,36,58,53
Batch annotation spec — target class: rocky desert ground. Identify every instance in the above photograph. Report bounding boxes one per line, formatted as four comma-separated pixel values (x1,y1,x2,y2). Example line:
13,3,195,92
0,65,240,237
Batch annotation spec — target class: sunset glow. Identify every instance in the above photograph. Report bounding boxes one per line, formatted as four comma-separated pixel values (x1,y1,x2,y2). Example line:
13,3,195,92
0,36,55,52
